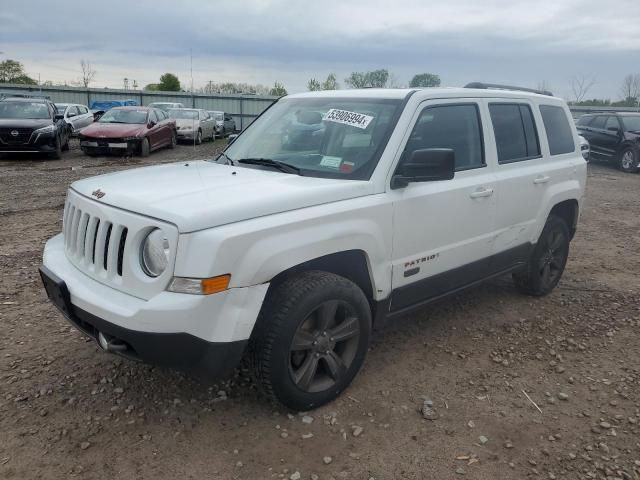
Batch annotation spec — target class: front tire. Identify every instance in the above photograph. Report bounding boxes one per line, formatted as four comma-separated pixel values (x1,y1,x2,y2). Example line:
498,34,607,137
196,129,202,145
618,146,639,173
250,271,372,411
49,135,62,160
168,131,177,149
512,215,570,296
140,137,150,157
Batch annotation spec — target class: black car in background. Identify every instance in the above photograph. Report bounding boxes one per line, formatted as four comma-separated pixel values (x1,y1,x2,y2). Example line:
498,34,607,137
576,112,640,173
0,96,70,159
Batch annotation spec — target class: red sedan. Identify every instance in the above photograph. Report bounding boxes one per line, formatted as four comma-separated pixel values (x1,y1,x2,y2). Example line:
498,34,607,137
79,106,176,157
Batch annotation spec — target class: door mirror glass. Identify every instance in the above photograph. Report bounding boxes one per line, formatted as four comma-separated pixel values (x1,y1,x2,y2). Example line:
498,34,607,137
54,113,64,121
392,148,455,189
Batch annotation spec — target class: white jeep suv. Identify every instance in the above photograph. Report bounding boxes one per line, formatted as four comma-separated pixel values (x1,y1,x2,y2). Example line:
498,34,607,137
40,83,587,410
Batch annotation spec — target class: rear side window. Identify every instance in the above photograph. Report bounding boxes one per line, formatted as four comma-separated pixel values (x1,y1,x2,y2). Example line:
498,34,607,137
539,105,575,155
489,103,540,163
576,115,593,126
589,116,607,129
405,104,484,170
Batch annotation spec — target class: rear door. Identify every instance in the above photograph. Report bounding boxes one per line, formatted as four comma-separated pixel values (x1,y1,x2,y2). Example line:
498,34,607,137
486,100,546,266
492,102,582,260
78,106,93,129
389,99,498,312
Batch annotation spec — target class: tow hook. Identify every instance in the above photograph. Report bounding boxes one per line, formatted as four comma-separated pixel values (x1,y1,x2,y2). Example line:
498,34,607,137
97,332,128,353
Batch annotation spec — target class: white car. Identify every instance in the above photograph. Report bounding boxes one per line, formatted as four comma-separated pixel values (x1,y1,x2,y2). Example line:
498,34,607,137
167,108,215,144
55,103,94,134
40,84,587,410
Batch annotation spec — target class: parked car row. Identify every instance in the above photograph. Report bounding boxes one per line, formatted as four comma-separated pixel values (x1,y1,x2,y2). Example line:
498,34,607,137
0,96,238,160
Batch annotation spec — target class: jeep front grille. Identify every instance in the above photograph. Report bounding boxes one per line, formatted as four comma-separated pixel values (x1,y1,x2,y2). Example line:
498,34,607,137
64,204,128,278
61,189,178,300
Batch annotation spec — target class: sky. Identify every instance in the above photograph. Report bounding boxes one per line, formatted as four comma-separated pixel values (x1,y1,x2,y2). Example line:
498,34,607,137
2,0,640,100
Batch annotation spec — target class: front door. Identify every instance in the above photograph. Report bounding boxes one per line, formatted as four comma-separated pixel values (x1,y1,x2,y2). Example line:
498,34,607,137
389,100,497,312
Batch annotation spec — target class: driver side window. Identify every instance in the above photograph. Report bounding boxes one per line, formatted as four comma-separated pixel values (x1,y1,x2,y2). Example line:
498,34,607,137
404,104,485,171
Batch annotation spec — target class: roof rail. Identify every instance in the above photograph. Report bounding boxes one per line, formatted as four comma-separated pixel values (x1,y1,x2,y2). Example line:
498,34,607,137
464,82,553,97
0,92,51,100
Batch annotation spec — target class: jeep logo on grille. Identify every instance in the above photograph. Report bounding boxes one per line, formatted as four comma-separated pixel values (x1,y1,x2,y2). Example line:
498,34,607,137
91,189,106,199
10,130,19,137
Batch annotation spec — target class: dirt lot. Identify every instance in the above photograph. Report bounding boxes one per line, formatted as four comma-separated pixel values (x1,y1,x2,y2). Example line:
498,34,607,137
1,142,639,480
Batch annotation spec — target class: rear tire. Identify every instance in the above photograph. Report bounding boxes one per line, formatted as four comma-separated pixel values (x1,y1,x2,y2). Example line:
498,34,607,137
249,271,372,411
140,137,150,157
618,146,639,173
512,215,570,296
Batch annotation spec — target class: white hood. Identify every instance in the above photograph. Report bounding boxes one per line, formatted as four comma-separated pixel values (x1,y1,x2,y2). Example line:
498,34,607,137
70,161,373,233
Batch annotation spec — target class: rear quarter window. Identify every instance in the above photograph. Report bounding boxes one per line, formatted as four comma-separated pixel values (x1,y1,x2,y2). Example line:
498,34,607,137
539,105,575,155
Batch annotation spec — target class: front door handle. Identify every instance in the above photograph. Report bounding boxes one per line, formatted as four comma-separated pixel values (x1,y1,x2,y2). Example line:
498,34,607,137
533,175,551,184
469,187,494,198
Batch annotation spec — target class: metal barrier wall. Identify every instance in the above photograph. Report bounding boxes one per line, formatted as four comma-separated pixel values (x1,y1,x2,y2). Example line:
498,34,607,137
0,84,278,131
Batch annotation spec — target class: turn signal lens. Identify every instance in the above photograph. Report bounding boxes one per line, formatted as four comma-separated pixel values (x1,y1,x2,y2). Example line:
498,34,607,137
201,275,231,295
168,275,231,295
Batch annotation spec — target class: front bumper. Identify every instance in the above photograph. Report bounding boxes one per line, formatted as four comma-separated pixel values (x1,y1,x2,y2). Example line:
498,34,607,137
80,138,139,155
0,131,57,153
176,130,196,140
41,234,269,375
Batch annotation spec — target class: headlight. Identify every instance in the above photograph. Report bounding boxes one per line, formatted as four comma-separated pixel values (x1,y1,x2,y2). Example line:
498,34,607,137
182,125,193,130
140,229,170,277
34,125,55,134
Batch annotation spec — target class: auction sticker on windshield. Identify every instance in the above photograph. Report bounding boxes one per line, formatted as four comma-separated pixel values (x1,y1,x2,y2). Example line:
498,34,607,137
323,109,374,130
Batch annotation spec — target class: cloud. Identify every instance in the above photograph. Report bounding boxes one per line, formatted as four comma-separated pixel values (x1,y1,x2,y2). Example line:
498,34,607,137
2,0,640,98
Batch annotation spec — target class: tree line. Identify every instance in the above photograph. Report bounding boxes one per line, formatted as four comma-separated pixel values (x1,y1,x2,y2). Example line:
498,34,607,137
2,56,639,107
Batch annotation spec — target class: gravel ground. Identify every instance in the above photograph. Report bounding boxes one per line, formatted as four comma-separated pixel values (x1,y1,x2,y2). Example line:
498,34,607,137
1,142,639,480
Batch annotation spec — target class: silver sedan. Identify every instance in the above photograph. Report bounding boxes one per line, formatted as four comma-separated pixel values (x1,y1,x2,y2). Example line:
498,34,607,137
167,108,216,144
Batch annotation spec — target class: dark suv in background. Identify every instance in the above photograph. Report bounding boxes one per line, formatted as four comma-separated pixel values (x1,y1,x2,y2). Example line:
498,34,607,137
0,96,70,159
576,112,640,173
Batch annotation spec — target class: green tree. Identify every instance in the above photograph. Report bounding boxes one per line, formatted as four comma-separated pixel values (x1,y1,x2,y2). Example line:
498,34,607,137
307,78,322,91
269,81,288,96
0,59,37,85
322,73,339,90
409,73,441,88
158,73,181,91
144,83,160,91
345,69,390,88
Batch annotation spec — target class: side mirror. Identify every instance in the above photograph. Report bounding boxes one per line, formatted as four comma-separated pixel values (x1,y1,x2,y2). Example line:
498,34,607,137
391,148,455,189
227,133,239,145
148,120,156,128
54,113,64,121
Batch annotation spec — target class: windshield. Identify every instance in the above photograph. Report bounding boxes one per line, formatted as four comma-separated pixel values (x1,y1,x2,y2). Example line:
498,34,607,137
168,109,198,120
98,109,148,124
220,97,402,179
0,101,50,120
622,116,640,132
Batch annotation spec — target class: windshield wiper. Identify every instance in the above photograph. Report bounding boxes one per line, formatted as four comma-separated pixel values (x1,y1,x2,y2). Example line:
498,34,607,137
237,158,302,175
216,151,235,165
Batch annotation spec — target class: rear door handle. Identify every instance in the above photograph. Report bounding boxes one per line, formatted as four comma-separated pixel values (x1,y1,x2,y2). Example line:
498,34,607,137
469,187,494,198
533,175,550,184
